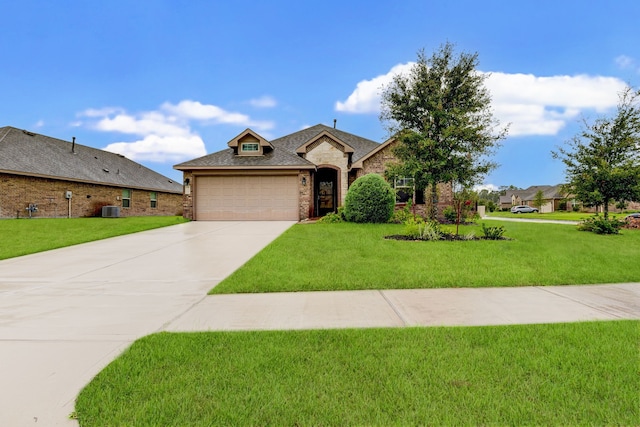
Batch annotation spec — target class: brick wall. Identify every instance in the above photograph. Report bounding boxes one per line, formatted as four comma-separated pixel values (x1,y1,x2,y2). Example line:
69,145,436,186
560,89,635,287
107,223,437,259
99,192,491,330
0,173,182,219
181,171,194,220
358,142,398,177
298,170,311,220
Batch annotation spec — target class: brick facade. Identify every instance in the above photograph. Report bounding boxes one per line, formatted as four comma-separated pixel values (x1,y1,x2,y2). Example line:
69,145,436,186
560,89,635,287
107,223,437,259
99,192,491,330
298,170,312,220
181,171,195,220
1,173,182,219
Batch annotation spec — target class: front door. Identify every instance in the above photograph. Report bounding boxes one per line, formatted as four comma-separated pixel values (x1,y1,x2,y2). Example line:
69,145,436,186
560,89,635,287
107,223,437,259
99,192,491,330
315,168,338,217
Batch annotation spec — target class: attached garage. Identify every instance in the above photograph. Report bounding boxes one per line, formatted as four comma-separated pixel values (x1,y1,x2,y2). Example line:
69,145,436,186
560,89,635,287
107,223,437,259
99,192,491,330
195,174,299,220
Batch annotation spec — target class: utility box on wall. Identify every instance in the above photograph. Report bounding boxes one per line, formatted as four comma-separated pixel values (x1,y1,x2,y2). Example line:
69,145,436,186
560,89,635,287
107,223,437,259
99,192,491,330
65,191,72,199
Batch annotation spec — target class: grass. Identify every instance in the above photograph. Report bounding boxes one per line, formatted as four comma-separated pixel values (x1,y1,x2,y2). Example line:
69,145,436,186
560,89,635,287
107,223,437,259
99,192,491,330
75,321,639,427
485,210,630,221
0,216,188,260
211,221,640,294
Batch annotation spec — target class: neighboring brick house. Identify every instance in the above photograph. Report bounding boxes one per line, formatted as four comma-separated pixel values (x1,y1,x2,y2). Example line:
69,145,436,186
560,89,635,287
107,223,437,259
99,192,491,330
499,184,640,213
174,124,453,221
499,185,569,213
0,126,183,219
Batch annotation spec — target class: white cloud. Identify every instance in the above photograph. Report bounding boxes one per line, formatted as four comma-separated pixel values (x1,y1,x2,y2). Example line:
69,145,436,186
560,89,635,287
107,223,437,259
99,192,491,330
335,63,414,114
79,100,274,162
94,111,188,137
248,95,277,108
336,64,627,137
161,100,274,130
474,183,499,193
615,55,634,69
104,134,206,163
81,107,125,118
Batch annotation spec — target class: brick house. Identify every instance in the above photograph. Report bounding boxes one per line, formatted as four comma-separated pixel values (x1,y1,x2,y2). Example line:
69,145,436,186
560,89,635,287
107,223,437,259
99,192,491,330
0,126,183,219
174,124,453,221
499,184,640,213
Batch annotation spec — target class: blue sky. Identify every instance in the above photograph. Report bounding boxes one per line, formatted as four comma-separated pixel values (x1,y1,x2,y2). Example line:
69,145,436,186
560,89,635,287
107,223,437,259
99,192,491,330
2,0,639,190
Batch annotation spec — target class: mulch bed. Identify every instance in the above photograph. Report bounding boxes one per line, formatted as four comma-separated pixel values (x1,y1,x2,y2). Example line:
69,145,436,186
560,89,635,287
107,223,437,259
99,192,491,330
623,218,640,230
384,234,510,241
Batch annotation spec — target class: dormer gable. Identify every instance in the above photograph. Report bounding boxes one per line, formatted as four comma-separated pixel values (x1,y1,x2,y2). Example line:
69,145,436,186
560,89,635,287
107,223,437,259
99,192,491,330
227,129,273,156
295,130,355,157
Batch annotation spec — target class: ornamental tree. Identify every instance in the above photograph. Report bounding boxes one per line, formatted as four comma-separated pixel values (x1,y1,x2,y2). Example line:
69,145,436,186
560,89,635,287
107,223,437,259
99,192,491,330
552,87,640,219
380,42,507,220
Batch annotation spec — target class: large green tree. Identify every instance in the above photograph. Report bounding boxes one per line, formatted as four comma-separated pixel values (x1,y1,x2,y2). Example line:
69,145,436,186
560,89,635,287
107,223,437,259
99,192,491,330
553,87,640,219
380,42,507,219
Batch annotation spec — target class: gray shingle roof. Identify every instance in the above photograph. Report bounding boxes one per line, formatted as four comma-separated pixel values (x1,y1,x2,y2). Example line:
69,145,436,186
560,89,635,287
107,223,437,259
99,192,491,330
503,185,565,202
270,124,381,163
0,126,182,193
174,124,382,170
174,147,315,169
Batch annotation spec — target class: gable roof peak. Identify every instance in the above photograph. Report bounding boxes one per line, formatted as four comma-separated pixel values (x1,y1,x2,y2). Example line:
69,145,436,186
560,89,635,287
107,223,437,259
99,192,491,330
226,128,272,149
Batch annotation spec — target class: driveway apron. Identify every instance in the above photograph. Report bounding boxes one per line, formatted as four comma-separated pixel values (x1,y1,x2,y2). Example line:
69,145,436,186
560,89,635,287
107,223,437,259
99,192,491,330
0,221,295,427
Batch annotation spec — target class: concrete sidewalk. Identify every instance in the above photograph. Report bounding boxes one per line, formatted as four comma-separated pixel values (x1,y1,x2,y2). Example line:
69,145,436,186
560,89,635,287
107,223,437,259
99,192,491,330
481,216,580,225
165,283,640,331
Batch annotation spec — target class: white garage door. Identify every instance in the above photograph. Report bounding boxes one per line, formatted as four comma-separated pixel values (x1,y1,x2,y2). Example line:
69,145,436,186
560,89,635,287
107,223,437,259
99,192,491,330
195,175,299,220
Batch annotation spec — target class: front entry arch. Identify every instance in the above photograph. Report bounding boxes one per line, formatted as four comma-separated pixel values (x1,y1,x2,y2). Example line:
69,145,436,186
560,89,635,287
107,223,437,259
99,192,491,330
315,168,338,217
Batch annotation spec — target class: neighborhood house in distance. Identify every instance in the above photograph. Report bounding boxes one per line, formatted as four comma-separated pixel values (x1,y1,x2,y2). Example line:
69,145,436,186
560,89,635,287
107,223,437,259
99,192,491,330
0,126,183,219
500,185,640,213
174,124,453,221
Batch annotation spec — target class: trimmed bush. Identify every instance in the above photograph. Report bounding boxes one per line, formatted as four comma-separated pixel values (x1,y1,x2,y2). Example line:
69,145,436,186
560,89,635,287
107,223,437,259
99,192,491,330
577,215,625,234
343,174,396,223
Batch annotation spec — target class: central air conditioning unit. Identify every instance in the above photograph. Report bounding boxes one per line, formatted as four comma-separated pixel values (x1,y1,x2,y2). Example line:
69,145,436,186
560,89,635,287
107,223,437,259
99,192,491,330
102,206,120,218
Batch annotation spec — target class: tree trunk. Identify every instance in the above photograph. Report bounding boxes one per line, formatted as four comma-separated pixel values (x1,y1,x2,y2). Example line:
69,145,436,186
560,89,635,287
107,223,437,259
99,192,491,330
429,185,438,221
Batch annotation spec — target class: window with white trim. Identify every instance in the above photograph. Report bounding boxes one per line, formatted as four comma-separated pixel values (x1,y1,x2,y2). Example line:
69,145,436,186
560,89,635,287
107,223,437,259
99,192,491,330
394,177,424,204
241,142,259,152
122,189,131,208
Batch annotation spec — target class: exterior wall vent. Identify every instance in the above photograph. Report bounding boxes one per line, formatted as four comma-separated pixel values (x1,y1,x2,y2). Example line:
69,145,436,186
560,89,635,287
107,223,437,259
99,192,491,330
101,206,120,218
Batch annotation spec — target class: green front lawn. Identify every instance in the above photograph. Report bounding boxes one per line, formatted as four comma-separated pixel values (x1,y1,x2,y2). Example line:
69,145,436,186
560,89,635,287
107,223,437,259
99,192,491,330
75,321,639,426
212,221,640,294
0,216,188,260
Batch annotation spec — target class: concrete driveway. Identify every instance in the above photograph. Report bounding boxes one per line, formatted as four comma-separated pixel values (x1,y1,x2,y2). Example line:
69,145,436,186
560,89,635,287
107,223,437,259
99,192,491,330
0,221,295,427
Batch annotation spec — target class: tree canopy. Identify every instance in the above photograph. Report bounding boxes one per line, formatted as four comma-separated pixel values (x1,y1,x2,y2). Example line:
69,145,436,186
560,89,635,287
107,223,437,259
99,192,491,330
553,86,640,219
380,42,506,219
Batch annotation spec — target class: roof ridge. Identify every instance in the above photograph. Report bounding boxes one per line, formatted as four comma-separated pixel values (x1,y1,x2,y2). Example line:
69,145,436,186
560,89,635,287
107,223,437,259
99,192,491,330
0,127,12,144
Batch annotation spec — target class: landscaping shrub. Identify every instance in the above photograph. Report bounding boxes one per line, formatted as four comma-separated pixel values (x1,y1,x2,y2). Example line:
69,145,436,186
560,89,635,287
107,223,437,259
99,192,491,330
389,201,414,224
403,217,442,241
318,210,344,223
343,174,395,223
481,223,506,240
577,215,625,234
443,206,457,223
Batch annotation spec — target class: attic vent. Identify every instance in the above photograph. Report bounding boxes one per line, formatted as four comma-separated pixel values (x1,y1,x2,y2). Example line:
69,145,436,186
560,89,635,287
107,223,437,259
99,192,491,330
22,130,36,136
103,168,109,173
117,154,125,158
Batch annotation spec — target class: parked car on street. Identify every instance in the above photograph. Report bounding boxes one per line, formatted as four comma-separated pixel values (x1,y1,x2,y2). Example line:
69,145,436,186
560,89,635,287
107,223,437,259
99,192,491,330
510,205,538,214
